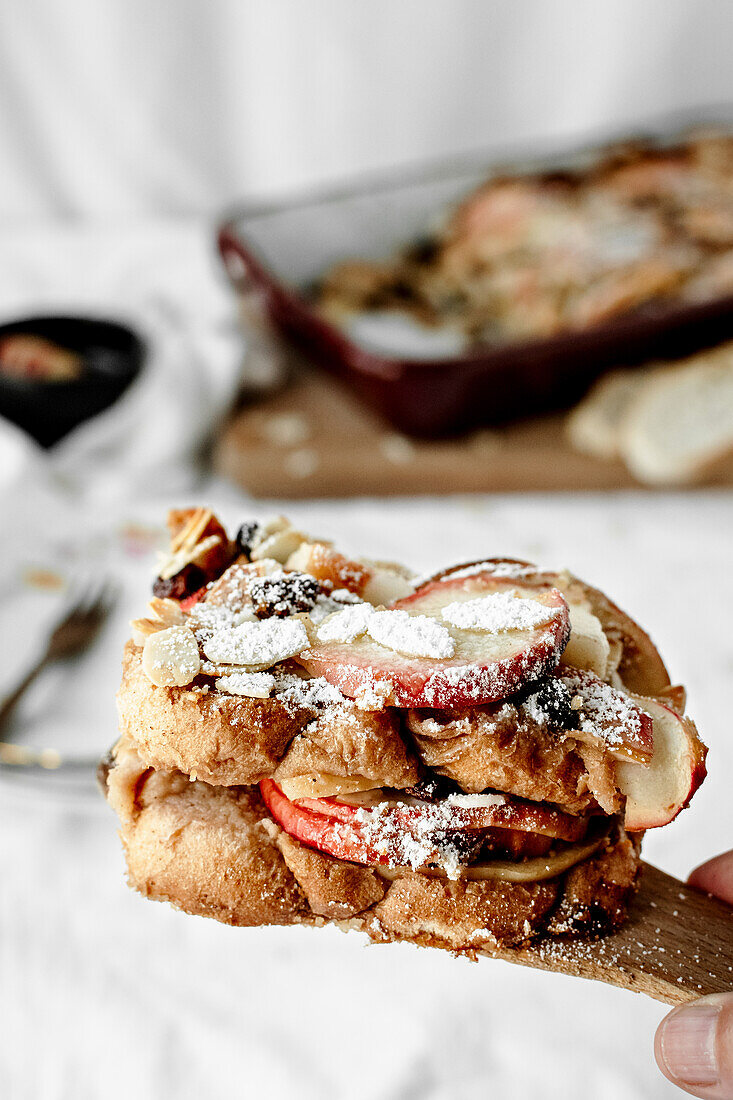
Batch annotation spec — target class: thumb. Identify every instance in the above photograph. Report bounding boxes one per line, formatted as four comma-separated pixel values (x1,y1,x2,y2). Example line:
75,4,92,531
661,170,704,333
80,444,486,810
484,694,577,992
655,994,733,1097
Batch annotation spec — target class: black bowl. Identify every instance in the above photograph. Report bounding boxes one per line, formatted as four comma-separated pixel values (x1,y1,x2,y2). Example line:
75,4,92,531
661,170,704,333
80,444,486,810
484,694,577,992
0,316,144,447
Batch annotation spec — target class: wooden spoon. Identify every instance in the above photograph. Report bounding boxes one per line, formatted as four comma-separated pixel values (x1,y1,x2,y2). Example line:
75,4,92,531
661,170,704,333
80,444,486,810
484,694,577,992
483,862,733,1005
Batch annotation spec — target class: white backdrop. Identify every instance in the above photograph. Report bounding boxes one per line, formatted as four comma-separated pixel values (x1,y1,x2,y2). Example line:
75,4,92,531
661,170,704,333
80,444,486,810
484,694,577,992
2,5,733,1099
3,0,733,218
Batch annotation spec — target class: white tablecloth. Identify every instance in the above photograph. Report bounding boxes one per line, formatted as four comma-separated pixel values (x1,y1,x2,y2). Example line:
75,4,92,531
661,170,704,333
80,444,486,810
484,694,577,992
1,224,731,1100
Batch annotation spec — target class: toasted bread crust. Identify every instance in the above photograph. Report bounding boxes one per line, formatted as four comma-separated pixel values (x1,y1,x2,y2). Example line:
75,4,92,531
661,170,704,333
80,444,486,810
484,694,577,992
407,706,620,814
117,641,308,785
118,642,419,790
276,831,387,919
105,742,640,950
111,743,308,927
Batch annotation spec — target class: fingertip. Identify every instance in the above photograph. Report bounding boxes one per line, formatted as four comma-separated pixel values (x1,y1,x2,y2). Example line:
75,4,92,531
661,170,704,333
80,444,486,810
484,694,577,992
655,995,733,1099
688,851,733,907
656,1002,720,1095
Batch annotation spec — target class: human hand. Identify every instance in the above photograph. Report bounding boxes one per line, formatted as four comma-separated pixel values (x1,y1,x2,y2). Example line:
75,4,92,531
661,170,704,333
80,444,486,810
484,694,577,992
655,851,733,1098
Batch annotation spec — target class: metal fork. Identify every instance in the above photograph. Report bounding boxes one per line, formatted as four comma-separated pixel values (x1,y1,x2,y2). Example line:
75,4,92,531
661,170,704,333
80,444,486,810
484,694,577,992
0,579,117,783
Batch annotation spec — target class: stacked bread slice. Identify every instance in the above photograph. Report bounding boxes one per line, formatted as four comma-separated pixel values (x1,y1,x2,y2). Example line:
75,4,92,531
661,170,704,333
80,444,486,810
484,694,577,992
102,509,706,953
567,341,733,485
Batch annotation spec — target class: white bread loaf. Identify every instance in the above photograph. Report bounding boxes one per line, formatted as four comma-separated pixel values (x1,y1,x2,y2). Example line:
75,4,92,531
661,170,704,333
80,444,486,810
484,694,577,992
620,345,733,485
565,369,648,460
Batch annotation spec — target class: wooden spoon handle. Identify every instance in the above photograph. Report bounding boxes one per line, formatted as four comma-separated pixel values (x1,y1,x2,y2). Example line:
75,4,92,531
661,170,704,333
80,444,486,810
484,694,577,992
484,862,733,1005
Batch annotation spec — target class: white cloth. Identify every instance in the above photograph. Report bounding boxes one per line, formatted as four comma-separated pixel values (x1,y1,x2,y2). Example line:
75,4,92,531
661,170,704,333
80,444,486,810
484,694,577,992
2,0,733,218
0,220,244,693
0,230,731,1099
3,490,733,1100
0,221,241,500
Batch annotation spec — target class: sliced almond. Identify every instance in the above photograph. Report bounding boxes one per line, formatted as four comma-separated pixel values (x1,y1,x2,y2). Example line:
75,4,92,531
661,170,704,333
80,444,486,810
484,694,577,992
158,534,223,581
560,602,611,679
142,625,201,687
170,508,212,554
251,527,307,564
202,616,309,669
130,598,186,645
361,564,415,605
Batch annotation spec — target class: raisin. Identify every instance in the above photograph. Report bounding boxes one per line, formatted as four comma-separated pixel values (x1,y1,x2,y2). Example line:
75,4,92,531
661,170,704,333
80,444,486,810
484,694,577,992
153,563,206,600
236,521,260,561
524,678,578,730
431,829,485,863
405,236,439,265
402,773,463,802
250,572,322,618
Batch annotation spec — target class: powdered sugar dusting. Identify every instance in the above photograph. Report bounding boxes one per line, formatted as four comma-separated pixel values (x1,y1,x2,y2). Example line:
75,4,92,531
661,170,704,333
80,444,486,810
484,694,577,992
316,604,375,643
560,669,650,751
271,671,346,709
417,636,561,708
309,588,363,625
443,792,506,809
203,617,309,667
367,610,455,658
441,592,559,632
354,797,508,878
444,561,540,580
187,601,256,645
317,604,455,658
216,671,275,698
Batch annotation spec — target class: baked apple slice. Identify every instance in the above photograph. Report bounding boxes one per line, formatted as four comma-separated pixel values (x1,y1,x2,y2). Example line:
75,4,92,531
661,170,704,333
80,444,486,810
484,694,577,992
298,573,570,708
431,559,672,697
260,779,586,871
617,697,707,830
297,791,586,841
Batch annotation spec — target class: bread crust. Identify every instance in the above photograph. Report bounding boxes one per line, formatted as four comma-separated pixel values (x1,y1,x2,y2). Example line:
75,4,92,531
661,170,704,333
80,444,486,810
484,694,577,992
110,741,307,927
118,641,419,790
105,741,640,951
407,706,619,814
117,641,308,785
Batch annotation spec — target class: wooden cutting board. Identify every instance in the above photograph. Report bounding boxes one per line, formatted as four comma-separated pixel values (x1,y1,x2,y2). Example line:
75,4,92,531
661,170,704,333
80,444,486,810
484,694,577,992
213,369,677,498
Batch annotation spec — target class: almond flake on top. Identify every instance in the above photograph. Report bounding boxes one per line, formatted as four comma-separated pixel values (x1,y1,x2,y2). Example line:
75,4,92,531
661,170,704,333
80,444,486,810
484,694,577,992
310,587,363,625
203,617,309,668
367,610,455,659
216,671,275,698
441,591,560,632
271,671,346,709
316,603,375,642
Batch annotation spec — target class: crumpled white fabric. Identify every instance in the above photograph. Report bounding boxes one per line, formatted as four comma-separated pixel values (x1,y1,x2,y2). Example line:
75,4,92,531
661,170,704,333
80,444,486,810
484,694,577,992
0,220,244,700
0,220,242,501
3,486,730,1100
0,226,727,1100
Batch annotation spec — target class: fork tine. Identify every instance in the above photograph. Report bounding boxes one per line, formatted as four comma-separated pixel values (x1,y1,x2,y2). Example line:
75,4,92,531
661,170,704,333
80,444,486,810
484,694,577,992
96,579,120,615
49,576,117,636
63,573,100,615
72,576,117,617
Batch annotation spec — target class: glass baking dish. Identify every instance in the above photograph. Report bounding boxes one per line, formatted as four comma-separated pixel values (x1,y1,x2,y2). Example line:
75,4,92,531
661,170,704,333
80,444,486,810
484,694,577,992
218,113,733,437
